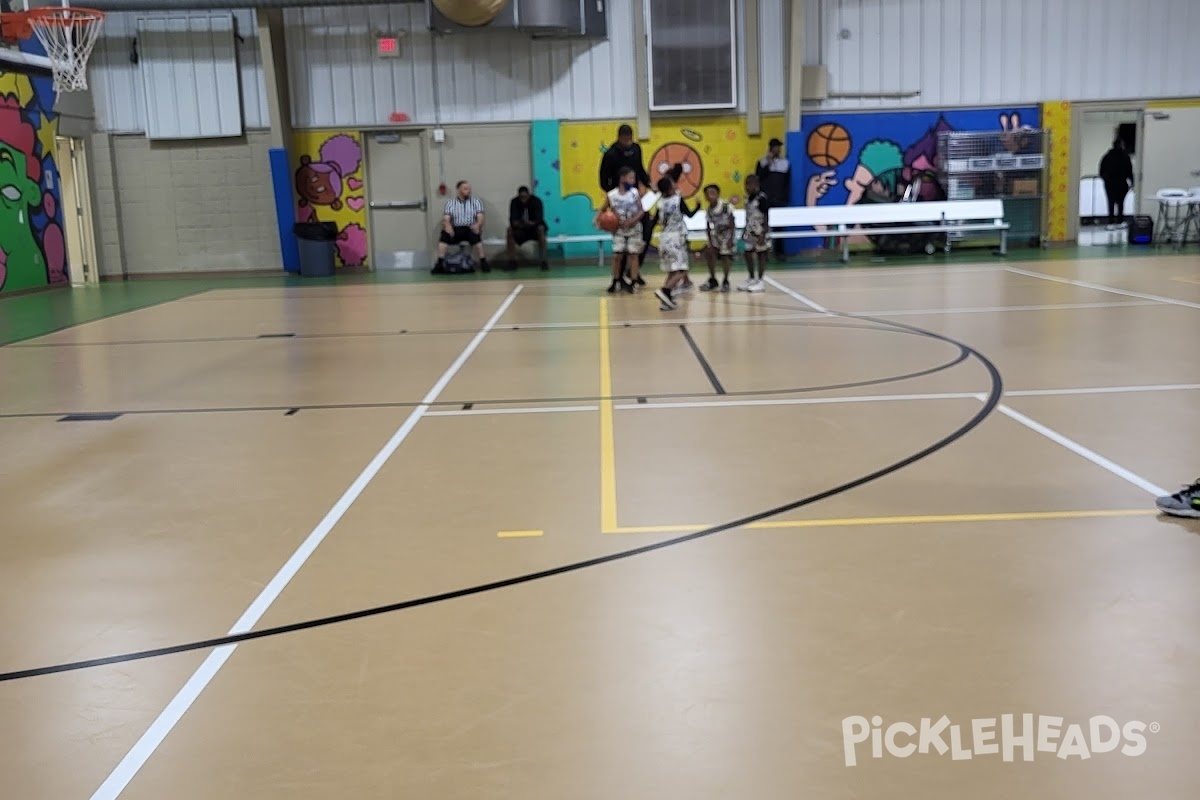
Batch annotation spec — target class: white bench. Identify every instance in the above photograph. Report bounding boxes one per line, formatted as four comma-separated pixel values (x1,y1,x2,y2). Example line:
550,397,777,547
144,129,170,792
683,208,747,242
483,233,611,266
768,199,1010,261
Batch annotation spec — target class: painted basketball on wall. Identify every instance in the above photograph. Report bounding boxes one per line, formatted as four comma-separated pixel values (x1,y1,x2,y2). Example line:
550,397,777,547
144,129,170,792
432,0,507,26
807,123,852,167
650,142,703,198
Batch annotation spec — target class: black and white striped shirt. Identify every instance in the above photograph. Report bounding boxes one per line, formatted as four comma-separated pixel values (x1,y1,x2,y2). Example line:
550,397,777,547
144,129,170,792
444,196,483,227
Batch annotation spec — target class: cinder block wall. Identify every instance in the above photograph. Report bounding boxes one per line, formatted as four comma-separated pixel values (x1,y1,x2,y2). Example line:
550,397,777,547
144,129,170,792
89,132,282,276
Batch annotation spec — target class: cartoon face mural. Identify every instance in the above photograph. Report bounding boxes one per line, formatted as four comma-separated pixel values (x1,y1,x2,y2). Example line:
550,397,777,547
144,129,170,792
291,131,369,268
795,106,1041,211
0,49,67,294
786,106,1041,252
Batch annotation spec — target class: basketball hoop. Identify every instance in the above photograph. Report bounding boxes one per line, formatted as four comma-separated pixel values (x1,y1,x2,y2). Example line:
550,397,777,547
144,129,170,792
1,6,104,93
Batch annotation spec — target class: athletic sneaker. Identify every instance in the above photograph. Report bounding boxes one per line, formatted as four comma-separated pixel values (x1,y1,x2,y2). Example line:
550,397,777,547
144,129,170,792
746,279,765,293
699,277,720,291
655,288,677,310
720,279,730,292
1156,479,1200,518
736,278,756,291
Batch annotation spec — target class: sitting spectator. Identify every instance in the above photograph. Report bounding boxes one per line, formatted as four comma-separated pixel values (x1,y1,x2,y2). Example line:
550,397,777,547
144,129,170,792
436,180,489,273
505,186,548,270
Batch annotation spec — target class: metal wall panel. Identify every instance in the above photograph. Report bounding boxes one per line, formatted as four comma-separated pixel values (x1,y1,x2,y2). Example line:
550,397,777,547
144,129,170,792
284,0,639,129
814,0,1200,110
758,0,786,113
89,10,268,134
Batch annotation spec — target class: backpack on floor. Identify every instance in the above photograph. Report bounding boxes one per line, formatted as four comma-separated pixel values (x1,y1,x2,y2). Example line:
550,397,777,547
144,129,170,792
435,249,476,274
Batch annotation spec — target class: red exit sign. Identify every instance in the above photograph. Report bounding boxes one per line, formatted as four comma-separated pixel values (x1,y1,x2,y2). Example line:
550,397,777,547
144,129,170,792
377,35,400,57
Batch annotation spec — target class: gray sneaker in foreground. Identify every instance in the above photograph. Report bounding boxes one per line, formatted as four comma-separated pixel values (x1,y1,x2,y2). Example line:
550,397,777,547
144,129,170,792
1156,479,1200,518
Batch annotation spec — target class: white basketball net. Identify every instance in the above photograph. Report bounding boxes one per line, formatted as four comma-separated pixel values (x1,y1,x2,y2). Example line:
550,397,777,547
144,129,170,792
28,9,103,92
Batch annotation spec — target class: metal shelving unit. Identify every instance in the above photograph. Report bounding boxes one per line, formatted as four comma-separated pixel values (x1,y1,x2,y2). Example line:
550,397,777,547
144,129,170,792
937,128,1049,246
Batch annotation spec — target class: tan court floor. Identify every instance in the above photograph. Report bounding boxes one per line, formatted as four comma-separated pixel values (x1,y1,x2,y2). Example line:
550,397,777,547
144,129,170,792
1,255,1199,799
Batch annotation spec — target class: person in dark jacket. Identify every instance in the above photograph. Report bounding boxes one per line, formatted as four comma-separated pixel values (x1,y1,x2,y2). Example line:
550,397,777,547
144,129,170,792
755,138,791,255
1099,138,1134,226
505,186,548,270
599,124,652,283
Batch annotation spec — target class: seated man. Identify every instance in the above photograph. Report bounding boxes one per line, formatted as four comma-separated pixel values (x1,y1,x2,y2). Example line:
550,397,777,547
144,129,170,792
506,186,548,270
435,180,489,273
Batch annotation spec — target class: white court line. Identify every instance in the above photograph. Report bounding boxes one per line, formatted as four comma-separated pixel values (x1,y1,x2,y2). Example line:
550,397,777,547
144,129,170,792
1006,266,1200,310
614,391,976,411
848,300,1158,318
763,275,831,313
987,399,1168,497
417,383,1200,419
427,404,598,417
1007,382,1200,398
89,284,526,800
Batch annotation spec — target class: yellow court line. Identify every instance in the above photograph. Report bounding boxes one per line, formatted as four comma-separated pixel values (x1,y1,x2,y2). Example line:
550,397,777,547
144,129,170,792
598,298,619,533
497,529,545,538
604,508,1156,535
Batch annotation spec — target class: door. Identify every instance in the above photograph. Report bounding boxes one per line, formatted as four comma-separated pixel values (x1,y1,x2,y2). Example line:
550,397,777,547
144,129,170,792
1140,107,1200,199
365,131,431,269
54,136,100,286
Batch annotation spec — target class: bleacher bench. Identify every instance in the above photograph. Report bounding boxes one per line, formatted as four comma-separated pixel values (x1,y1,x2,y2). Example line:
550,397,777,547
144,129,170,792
767,199,1010,262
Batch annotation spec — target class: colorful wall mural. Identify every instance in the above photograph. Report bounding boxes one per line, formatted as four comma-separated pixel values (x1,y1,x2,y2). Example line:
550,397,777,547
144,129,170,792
786,106,1042,252
1042,101,1072,242
0,45,66,294
535,115,786,257
291,130,369,268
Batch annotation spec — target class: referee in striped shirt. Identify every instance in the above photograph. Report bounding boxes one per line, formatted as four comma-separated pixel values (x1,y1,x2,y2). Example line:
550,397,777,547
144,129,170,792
436,180,490,273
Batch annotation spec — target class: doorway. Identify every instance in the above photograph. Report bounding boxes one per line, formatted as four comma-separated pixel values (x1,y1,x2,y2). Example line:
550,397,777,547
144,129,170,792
365,130,431,270
1074,108,1142,246
53,136,99,285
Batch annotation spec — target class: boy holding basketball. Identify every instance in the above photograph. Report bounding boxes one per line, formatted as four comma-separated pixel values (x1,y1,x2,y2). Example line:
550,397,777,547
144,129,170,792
597,166,644,293
699,183,736,292
739,174,771,292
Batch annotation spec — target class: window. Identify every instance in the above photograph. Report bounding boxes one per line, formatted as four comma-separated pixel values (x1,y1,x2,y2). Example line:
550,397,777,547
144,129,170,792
644,0,737,111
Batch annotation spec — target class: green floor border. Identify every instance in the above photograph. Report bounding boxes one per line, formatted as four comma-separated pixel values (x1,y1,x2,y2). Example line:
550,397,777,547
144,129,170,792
0,244,1185,347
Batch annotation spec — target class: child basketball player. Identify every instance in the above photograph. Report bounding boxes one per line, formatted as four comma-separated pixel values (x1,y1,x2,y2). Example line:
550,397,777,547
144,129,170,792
699,183,735,292
739,174,771,292
652,175,698,310
598,166,644,293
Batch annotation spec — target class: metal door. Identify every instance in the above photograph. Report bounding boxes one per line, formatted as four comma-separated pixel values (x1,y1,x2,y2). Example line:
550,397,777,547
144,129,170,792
366,131,431,269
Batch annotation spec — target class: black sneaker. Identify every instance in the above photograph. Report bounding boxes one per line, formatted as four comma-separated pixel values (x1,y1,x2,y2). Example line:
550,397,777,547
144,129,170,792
655,288,677,310
607,280,620,293
1156,479,1200,518
700,277,719,291
635,276,646,287
622,278,636,293
720,279,730,292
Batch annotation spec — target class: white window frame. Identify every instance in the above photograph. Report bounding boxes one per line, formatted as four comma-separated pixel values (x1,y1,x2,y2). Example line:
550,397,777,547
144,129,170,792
643,0,739,112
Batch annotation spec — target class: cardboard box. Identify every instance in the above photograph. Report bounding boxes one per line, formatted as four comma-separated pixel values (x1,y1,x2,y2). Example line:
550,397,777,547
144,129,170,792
1011,178,1039,197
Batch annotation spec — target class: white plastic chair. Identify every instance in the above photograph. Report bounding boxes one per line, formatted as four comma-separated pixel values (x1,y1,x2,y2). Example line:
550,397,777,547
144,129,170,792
1153,189,1191,245
1184,187,1200,245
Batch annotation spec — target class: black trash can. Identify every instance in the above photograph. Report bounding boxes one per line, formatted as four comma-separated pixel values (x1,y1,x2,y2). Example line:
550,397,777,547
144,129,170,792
293,221,338,277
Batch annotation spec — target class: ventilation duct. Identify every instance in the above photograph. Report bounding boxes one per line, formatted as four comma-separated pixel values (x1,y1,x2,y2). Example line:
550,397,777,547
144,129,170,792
427,0,607,38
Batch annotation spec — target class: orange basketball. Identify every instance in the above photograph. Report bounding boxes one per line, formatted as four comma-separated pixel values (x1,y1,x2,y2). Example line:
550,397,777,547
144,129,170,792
650,142,703,198
596,209,619,232
807,123,852,168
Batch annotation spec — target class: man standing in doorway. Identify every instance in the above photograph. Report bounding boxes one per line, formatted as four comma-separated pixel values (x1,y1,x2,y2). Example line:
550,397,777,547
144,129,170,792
756,137,791,257
599,124,652,285
1099,137,1134,228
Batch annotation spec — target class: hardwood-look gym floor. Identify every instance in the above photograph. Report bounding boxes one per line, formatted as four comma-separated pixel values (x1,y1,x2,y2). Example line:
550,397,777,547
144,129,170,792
1,254,1198,799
